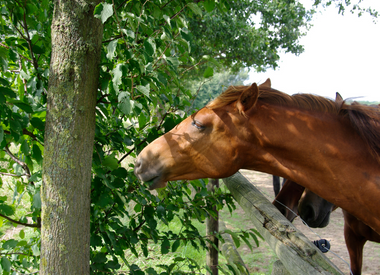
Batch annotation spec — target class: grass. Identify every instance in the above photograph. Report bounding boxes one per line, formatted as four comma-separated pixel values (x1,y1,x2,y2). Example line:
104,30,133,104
119,196,278,275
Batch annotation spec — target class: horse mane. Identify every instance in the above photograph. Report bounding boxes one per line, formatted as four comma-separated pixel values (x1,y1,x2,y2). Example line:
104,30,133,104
206,85,380,164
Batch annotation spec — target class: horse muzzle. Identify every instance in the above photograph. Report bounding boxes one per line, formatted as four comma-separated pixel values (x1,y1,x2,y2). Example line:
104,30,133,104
134,156,168,189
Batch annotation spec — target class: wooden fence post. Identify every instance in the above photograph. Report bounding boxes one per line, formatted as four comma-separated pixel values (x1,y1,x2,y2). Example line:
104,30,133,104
222,172,344,275
206,178,219,275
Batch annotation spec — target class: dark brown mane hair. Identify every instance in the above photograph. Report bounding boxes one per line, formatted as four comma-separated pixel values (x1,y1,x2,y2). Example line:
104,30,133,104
206,85,380,163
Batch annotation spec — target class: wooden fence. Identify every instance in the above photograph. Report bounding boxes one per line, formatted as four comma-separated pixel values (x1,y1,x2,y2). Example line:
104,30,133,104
215,172,344,275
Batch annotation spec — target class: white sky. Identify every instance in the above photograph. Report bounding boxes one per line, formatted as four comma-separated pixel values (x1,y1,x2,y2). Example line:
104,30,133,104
247,0,380,102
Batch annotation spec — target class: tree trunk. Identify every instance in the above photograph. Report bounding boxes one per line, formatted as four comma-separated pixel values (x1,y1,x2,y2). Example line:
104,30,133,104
206,179,219,275
41,0,102,274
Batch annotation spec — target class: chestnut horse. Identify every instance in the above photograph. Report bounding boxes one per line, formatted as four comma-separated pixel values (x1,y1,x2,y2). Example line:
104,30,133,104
273,179,336,228
134,79,380,234
274,180,380,275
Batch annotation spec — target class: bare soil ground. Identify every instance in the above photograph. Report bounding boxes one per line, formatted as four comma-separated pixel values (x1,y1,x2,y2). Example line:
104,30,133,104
238,170,380,275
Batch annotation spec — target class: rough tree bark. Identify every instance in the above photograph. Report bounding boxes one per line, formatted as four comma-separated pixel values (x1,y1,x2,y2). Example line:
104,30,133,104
41,0,103,273
206,179,219,275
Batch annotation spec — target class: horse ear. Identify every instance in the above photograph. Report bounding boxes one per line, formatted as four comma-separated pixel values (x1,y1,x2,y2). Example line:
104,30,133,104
335,92,343,104
259,78,271,88
335,92,344,109
237,83,259,116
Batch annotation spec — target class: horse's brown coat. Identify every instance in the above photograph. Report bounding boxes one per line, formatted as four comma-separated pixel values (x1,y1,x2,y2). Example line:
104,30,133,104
134,79,380,234
274,180,380,275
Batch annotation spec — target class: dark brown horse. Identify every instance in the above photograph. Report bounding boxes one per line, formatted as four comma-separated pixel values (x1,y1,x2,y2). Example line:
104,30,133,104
134,79,380,234
274,180,380,275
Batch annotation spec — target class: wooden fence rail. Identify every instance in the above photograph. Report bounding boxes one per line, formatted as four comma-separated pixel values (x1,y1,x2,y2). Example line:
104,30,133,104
222,172,344,275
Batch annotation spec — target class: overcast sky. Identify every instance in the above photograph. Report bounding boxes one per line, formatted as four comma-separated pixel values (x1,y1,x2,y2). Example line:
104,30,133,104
247,0,380,102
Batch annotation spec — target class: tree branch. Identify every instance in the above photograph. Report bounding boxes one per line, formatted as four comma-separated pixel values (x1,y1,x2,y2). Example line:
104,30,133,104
0,172,27,177
0,213,40,228
22,8,39,75
0,42,32,63
4,146,33,185
4,129,42,144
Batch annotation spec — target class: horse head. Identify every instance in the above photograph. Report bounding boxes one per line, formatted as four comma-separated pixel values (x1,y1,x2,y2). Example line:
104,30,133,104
134,82,265,189
298,188,337,228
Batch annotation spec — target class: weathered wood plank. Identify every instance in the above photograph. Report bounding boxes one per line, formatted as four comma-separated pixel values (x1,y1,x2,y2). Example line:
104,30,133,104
222,172,343,275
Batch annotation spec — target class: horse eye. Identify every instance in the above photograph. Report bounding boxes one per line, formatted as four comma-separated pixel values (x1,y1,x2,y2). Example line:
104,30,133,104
192,120,205,130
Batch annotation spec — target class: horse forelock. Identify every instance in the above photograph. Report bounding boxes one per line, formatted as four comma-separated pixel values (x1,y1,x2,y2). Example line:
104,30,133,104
206,84,380,164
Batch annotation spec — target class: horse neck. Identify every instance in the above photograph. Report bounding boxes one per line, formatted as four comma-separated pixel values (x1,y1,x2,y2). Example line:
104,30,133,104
241,103,380,233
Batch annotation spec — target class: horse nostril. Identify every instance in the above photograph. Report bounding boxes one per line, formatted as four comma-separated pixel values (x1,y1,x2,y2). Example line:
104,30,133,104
300,205,315,225
134,158,142,174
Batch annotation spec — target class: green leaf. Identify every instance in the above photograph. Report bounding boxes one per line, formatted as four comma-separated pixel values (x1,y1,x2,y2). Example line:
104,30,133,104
157,73,167,86
29,171,42,183
122,29,135,39
187,3,203,16
30,117,45,130
9,100,34,113
103,155,119,170
111,167,128,178
112,64,124,92
0,204,14,216
204,0,216,12
0,87,16,98
111,178,124,188
161,238,170,254
93,252,107,263
180,29,191,42
1,257,11,272
118,92,131,115
94,2,114,24
250,228,264,240
0,126,3,145
166,57,179,68
10,119,22,133
3,239,18,250
144,39,155,56
231,232,240,248
226,264,238,275
138,113,147,129
90,235,103,247
32,244,40,256
106,39,118,60
32,144,43,163
33,191,41,209
240,235,253,252
156,205,165,218
134,203,142,213
136,85,150,98
17,240,27,247
203,67,214,78
19,229,25,239
163,14,171,26
171,239,180,252
21,140,30,155
32,44,45,54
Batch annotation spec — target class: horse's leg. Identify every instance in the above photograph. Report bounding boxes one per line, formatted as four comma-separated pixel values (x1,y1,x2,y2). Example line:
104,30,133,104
273,175,281,196
344,218,367,275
